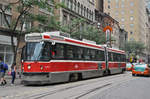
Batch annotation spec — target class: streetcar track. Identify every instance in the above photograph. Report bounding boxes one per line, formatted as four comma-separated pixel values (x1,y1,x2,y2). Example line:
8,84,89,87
24,73,131,99
66,76,136,99
1,72,132,99
74,83,112,99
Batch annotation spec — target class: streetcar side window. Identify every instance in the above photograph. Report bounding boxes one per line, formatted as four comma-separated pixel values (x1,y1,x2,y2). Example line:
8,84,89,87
121,54,126,62
113,53,117,62
53,44,65,59
66,45,74,59
76,47,84,60
96,50,105,61
108,52,113,61
90,49,96,60
83,48,90,60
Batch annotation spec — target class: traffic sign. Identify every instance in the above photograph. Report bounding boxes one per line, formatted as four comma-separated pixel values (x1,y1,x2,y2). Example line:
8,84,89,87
103,26,112,45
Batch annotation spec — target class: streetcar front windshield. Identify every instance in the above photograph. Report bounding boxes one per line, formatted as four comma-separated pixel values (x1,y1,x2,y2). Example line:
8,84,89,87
24,42,51,61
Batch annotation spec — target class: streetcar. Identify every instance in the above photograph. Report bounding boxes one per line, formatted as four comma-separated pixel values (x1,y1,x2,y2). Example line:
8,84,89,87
21,31,126,85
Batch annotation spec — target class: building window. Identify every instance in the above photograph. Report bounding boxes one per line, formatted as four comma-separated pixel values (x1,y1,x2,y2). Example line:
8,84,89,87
78,2,80,14
122,0,125,2
121,18,125,22
91,12,93,21
108,0,111,3
89,10,91,19
130,31,133,34
130,16,134,21
108,5,110,9
115,11,119,16
84,7,86,16
121,24,125,29
116,4,119,8
23,21,32,31
66,0,69,7
116,0,119,3
63,14,67,25
0,12,12,27
73,0,76,12
87,8,89,18
130,2,134,6
130,10,133,14
81,4,83,16
121,4,124,8
121,10,125,14
0,44,14,68
130,24,134,28
70,0,73,10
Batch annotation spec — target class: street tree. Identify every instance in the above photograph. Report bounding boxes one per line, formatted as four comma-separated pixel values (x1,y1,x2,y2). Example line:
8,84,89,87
125,40,146,59
60,18,106,44
0,0,63,65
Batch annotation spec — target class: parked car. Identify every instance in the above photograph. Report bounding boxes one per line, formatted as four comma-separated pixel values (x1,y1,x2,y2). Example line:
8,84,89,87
126,63,134,71
132,63,150,76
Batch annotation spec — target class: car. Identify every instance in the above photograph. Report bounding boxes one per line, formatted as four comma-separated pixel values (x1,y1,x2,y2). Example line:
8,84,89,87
126,63,134,71
132,63,150,76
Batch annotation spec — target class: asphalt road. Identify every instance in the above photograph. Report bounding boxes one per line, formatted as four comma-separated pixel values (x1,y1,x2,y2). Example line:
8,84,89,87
0,72,150,99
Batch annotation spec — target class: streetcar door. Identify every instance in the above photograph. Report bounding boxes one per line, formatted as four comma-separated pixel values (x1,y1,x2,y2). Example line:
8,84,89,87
104,47,109,71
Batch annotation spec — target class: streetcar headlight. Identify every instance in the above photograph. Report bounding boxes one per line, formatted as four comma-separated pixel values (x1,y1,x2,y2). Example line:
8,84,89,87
40,65,44,70
27,65,31,70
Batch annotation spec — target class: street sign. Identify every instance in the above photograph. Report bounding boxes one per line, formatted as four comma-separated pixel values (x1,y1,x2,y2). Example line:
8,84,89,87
103,26,112,47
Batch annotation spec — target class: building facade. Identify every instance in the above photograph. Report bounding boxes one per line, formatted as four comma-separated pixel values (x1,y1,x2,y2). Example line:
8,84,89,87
146,8,150,63
104,0,147,44
57,0,96,28
0,0,17,68
0,0,54,68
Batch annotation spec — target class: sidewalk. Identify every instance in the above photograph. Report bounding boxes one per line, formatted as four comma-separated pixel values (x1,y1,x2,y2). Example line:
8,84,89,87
2,73,22,86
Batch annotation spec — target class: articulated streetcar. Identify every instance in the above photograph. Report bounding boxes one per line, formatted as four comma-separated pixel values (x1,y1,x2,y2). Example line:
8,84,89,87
21,31,126,85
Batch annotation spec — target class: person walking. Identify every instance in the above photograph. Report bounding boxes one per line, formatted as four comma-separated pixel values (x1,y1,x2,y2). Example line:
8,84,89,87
0,57,5,86
11,63,16,85
3,63,8,85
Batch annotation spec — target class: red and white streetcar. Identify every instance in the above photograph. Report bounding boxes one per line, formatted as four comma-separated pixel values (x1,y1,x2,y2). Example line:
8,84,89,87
21,31,126,85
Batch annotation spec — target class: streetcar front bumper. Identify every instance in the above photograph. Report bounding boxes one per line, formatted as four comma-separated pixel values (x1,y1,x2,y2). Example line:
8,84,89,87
22,72,50,85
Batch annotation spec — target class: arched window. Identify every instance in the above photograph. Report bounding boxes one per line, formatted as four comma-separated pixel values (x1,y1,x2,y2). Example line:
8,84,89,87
78,2,80,14
74,0,76,12
89,10,91,19
81,4,83,16
91,11,93,21
84,7,86,17
87,8,89,18
70,0,73,10
67,0,69,8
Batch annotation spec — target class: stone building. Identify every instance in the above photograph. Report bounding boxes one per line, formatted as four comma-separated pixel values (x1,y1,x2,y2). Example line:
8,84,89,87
104,0,147,44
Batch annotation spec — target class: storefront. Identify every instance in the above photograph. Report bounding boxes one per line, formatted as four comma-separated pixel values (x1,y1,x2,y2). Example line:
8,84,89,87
0,35,17,69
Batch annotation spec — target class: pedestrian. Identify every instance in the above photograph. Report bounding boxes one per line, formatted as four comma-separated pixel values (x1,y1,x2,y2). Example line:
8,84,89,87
3,63,8,85
11,63,16,85
0,57,5,86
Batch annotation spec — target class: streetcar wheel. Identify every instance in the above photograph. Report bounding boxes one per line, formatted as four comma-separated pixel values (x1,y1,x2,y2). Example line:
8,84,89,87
103,70,110,76
132,74,135,76
69,73,79,82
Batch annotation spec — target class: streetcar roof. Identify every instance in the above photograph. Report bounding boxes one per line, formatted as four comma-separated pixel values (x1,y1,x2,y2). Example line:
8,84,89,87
25,31,125,54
